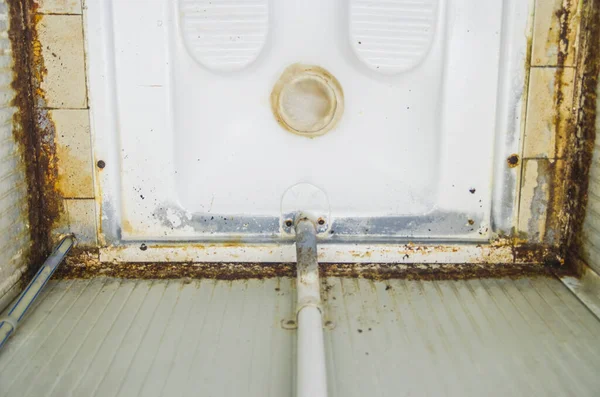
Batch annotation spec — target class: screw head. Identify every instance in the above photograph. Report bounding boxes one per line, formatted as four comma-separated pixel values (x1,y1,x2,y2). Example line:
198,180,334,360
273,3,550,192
285,220,293,227
318,218,325,225
507,154,519,168
97,160,106,169
140,243,147,251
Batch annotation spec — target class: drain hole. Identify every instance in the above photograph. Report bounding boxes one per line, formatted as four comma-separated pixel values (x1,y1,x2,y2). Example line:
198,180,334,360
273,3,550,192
279,76,336,134
271,64,344,137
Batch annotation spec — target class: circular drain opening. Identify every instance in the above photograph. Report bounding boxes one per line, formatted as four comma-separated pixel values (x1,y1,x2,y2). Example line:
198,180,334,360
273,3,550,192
271,64,344,137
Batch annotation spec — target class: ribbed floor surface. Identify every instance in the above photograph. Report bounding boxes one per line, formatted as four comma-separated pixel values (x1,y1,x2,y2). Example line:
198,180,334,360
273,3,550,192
1,276,599,396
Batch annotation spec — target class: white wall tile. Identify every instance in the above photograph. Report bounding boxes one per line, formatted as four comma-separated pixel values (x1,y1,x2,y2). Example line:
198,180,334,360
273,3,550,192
36,15,87,108
34,0,82,14
52,109,94,198
65,199,97,246
523,67,575,159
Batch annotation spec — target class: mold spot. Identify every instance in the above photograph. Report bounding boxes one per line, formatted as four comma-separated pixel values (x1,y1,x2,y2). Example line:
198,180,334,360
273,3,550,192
469,188,476,194
507,154,520,168
271,63,344,137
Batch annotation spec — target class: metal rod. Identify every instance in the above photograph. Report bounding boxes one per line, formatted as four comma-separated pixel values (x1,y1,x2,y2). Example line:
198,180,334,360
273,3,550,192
295,218,328,397
0,235,76,350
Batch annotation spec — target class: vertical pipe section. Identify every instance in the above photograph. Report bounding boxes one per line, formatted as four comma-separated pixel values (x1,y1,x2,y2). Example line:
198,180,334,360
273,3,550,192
0,235,75,349
295,218,328,397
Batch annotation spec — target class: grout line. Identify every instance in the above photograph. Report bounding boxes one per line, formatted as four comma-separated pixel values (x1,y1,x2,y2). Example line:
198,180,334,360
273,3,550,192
62,197,95,201
39,107,90,111
35,13,83,16
530,65,577,69
522,156,561,160
79,7,90,112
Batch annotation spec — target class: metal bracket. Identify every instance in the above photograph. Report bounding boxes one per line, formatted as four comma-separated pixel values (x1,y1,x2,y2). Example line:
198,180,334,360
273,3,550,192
281,212,329,235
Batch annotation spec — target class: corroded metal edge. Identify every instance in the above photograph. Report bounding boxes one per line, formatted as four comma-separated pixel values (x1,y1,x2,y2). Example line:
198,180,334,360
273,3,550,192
53,248,573,281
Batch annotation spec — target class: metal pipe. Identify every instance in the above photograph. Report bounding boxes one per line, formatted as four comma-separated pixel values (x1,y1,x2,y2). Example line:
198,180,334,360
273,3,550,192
295,218,328,397
0,235,75,350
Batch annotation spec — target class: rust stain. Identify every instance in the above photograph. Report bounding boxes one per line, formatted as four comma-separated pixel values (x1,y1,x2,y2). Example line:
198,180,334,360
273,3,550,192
137,238,247,251
7,0,63,284
513,242,563,266
55,249,296,280
320,262,574,282
554,1,577,67
218,235,244,248
53,249,574,281
121,218,134,235
343,243,470,260
507,154,520,168
515,0,594,271
564,0,600,266
350,251,372,258
532,0,580,67
56,144,93,198
140,242,207,251
552,2,578,158
271,63,344,137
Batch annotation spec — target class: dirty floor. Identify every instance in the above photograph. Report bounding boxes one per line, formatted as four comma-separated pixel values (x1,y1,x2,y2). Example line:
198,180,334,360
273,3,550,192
1,276,599,396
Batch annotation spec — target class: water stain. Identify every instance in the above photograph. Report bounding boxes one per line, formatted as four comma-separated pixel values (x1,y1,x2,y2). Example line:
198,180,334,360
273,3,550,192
271,63,344,137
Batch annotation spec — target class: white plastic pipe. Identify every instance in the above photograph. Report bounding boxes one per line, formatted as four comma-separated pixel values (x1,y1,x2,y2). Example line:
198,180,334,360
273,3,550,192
295,218,328,397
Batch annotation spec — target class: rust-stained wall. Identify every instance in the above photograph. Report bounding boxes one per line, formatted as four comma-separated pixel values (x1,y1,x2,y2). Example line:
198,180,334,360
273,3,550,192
575,0,600,274
0,0,32,309
32,2,96,246
516,0,581,254
4,0,71,291
515,0,600,270
7,0,96,252
0,0,95,307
